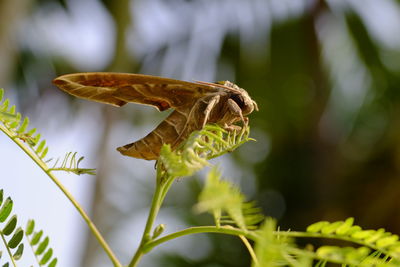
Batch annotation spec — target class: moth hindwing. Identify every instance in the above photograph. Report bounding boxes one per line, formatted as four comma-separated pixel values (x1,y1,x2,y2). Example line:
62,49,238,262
53,72,258,160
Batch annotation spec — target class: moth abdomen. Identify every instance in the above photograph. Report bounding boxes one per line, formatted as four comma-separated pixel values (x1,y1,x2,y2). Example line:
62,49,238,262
117,109,193,160
117,139,158,160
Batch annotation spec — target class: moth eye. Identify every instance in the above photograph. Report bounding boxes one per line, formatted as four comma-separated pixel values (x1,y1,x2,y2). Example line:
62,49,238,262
230,94,245,108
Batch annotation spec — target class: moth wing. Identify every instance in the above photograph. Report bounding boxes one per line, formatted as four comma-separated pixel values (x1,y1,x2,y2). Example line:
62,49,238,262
53,72,219,111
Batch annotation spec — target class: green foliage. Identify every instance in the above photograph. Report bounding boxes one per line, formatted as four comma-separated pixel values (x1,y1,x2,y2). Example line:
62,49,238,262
0,89,99,266
140,124,400,267
2,216,17,236
249,218,400,266
196,167,264,230
305,218,400,265
174,128,399,267
131,124,258,266
191,124,254,160
25,219,58,267
252,218,304,267
159,124,253,179
48,152,96,175
247,217,400,266
160,123,253,196
0,88,95,176
0,190,24,266
0,197,13,223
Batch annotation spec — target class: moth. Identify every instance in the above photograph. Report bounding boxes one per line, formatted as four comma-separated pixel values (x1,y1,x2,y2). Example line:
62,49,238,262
53,73,258,160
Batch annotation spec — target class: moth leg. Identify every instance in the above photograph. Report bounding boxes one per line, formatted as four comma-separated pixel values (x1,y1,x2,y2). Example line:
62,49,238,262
223,123,242,131
171,94,219,148
202,94,221,127
227,98,247,126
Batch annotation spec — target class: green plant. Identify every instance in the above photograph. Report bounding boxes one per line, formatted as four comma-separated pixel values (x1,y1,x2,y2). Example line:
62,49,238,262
0,190,58,267
0,189,24,267
1,87,400,267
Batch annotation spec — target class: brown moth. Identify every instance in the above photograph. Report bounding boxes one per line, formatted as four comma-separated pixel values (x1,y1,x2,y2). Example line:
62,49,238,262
53,73,258,160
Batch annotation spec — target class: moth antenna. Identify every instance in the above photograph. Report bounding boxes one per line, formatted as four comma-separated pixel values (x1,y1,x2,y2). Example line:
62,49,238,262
194,80,241,93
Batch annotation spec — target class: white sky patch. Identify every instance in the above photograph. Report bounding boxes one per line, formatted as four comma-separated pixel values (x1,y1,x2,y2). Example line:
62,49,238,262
19,0,115,70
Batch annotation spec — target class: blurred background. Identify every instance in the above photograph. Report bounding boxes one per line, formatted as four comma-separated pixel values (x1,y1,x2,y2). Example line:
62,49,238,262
1,0,400,266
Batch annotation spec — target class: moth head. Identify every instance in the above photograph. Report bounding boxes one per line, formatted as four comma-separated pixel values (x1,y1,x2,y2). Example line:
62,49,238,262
230,91,257,115
219,81,258,115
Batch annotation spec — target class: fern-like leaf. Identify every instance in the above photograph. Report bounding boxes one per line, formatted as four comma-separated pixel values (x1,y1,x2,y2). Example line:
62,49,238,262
0,190,25,266
195,167,264,231
0,88,95,176
183,124,254,160
0,111,17,122
306,218,400,265
48,152,96,175
252,218,302,267
158,124,254,179
25,219,58,267
313,245,397,266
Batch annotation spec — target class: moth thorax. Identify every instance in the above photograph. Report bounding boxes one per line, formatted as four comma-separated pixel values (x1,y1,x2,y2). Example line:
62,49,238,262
218,80,241,90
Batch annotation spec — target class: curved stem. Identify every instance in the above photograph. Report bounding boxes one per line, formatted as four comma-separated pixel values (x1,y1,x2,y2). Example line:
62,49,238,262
0,231,17,267
239,235,258,266
129,168,178,267
128,176,165,267
0,125,122,267
143,226,258,252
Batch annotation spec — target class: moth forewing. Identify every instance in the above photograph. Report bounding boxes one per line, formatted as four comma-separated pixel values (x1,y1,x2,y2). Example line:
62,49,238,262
53,72,218,110
53,72,257,160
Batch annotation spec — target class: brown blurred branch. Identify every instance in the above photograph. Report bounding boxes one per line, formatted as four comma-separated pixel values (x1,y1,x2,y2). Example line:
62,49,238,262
80,0,133,266
0,0,34,86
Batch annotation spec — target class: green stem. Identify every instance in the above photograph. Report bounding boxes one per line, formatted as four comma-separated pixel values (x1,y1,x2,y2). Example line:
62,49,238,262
128,178,165,267
159,174,175,202
0,125,122,267
25,234,43,266
143,226,257,252
0,231,17,267
239,235,258,266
